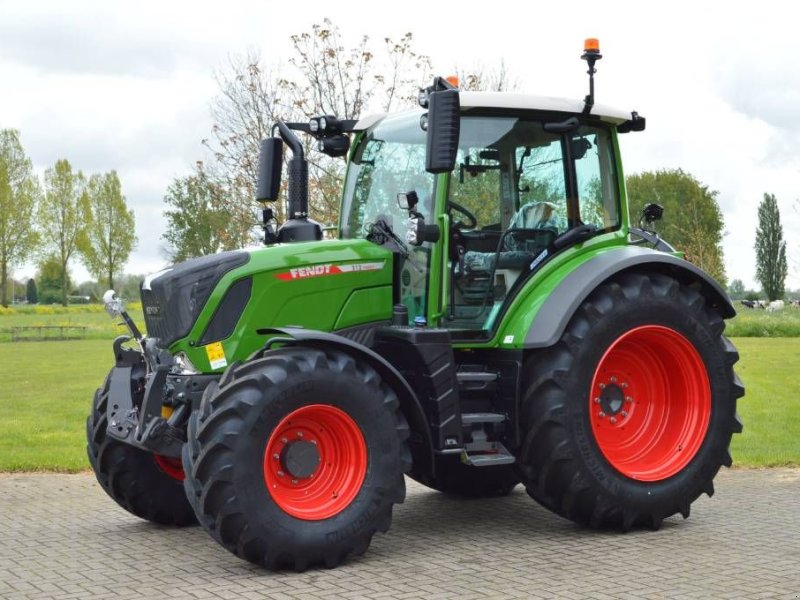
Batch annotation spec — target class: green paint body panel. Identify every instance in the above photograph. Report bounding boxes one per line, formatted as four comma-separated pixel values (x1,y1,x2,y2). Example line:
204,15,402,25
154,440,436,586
170,239,393,372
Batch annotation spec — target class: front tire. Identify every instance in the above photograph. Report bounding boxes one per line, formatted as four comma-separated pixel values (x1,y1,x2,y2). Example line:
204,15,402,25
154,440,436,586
517,272,744,530
86,372,196,526
183,347,411,570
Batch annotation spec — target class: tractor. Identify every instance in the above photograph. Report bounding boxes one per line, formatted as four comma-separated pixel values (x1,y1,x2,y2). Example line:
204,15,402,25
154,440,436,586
88,40,743,570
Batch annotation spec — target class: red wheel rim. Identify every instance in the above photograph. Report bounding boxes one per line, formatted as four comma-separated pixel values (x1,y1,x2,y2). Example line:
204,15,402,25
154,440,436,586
154,454,185,481
589,325,711,482
263,404,367,520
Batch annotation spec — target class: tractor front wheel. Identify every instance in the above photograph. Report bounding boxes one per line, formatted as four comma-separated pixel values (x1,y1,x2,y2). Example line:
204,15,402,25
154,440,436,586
86,371,196,526
182,347,411,570
517,272,744,530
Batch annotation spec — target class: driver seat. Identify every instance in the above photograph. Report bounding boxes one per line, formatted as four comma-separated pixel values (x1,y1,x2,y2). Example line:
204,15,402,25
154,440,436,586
463,201,564,272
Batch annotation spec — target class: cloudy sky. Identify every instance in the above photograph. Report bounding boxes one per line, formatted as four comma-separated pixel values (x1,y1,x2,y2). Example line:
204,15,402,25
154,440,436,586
1,0,798,289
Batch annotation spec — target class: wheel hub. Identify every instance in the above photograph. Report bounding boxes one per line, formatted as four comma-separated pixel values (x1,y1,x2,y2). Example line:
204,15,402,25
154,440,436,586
280,440,320,479
599,382,625,416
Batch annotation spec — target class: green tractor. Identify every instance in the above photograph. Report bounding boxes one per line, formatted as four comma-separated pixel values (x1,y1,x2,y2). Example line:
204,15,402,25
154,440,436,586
88,41,743,570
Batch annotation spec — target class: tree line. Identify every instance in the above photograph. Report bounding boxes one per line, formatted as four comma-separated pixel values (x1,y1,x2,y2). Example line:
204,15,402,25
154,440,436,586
0,130,137,307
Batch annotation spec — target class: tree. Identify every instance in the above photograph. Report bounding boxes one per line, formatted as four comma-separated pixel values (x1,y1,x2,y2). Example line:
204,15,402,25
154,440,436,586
81,171,137,289
26,277,37,304
198,20,433,237
754,193,787,301
41,159,88,306
0,129,41,307
626,169,727,285
36,255,70,305
162,163,233,261
727,278,745,300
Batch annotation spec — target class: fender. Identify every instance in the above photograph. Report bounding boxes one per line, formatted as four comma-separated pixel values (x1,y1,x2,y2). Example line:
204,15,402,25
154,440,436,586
523,245,735,348
255,327,435,477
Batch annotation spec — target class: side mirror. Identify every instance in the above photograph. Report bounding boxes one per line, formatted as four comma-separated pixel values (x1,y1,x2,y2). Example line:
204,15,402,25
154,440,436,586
256,137,283,202
425,88,460,174
406,213,440,246
641,203,664,224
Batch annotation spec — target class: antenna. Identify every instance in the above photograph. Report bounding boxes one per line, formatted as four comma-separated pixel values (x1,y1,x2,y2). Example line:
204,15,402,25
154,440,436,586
581,38,602,114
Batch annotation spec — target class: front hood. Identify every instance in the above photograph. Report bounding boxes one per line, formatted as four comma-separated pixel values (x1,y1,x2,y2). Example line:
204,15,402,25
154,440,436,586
158,239,394,372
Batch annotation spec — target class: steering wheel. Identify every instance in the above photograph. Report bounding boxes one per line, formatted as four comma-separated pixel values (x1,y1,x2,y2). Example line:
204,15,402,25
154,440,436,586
447,201,477,229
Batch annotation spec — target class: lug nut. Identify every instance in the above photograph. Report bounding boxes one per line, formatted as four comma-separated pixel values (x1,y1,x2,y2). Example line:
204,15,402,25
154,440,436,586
610,417,617,424
610,376,617,383
621,410,628,417
625,396,633,403
273,453,279,460
277,470,284,477
594,397,601,404
599,411,606,418
599,383,606,390
281,437,288,444
297,431,304,438
310,440,317,445
621,382,628,389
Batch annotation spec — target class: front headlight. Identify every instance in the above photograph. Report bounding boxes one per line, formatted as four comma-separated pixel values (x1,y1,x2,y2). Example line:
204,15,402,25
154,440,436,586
173,352,201,375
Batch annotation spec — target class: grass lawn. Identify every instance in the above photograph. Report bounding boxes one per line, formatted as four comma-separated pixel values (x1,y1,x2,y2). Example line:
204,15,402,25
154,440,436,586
0,337,796,472
0,305,145,342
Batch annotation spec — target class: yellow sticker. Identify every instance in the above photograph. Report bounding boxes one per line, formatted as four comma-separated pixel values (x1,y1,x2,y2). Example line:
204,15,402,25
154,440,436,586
205,342,228,370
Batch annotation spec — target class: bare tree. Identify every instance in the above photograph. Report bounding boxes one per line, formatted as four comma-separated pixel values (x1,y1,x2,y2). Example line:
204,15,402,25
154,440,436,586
196,20,435,234
456,60,520,92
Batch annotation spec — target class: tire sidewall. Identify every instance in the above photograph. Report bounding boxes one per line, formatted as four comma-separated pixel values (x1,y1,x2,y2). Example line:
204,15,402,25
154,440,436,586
219,359,403,551
565,289,734,511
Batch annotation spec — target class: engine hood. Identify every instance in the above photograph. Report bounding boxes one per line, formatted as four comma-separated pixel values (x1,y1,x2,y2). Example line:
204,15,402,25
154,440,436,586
150,239,394,373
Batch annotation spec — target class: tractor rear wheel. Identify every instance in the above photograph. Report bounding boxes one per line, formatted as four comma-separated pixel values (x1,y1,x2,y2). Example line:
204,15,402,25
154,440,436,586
517,272,744,530
86,371,196,526
182,347,411,570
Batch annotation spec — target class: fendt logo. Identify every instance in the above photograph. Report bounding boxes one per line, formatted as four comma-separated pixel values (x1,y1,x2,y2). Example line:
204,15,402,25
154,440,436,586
275,261,384,282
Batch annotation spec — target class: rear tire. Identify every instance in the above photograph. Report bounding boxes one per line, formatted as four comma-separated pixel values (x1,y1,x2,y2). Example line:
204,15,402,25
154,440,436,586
516,272,744,530
86,372,196,526
182,347,411,570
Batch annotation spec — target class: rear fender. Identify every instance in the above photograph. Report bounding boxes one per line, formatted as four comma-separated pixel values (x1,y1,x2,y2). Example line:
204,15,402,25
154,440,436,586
522,246,734,348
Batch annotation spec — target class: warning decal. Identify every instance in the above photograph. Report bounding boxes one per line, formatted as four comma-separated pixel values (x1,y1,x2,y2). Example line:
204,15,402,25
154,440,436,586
205,341,228,370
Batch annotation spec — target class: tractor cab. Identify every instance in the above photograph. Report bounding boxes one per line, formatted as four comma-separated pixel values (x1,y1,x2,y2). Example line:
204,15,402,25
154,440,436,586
339,93,634,338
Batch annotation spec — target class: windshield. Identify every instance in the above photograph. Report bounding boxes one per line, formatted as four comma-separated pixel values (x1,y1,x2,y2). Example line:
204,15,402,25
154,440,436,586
341,112,434,240
340,112,435,322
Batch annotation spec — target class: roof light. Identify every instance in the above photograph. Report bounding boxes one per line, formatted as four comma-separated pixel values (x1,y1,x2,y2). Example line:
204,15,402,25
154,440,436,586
584,38,600,54
445,75,459,88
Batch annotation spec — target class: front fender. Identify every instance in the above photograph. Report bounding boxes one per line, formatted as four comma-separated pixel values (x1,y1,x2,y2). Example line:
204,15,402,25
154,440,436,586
255,327,435,479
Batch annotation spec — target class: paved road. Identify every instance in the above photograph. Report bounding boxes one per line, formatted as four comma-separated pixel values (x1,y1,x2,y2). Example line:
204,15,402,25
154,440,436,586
0,469,798,599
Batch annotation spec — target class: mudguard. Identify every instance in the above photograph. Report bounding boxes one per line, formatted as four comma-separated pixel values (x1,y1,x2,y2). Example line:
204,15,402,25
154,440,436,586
523,245,735,348
255,327,435,478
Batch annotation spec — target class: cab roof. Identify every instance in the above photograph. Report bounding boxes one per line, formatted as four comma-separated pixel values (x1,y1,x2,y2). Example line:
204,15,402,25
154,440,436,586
355,91,639,131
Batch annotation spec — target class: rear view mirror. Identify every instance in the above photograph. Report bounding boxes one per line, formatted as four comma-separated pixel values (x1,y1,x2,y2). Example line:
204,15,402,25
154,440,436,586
425,89,460,174
256,137,283,202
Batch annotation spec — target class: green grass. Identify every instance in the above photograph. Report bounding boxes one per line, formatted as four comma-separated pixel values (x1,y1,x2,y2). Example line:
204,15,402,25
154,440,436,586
0,339,114,471
728,338,800,466
0,304,145,342
0,337,796,471
726,306,800,337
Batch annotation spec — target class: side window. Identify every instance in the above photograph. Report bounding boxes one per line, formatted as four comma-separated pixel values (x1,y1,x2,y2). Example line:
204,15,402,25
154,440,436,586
574,127,619,230
515,139,568,234
449,149,502,229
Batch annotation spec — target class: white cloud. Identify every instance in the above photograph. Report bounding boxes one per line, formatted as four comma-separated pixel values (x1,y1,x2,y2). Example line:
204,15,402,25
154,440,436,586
1,0,798,291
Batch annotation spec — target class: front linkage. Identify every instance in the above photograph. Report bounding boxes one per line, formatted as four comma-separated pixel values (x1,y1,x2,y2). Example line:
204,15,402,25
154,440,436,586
102,292,217,458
